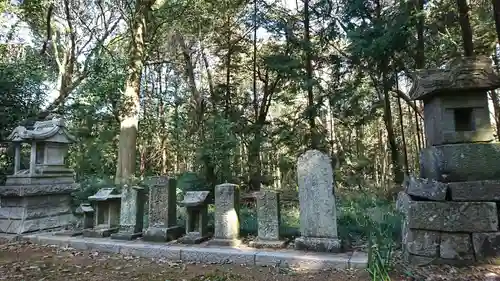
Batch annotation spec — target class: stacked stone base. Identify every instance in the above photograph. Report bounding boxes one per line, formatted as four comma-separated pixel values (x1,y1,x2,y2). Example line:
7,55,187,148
0,184,76,234
399,178,500,265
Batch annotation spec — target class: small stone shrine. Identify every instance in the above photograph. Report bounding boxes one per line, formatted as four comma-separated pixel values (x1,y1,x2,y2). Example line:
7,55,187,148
83,187,121,237
76,203,95,230
179,191,210,244
208,183,241,246
250,189,287,248
111,185,145,240
143,176,181,242
0,117,78,234
399,56,500,265
295,150,341,252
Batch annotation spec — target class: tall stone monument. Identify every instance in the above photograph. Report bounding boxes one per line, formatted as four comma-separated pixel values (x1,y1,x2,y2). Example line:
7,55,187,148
400,56,500,265
143,176,182,242
111,185,145,240
0,117,78,234
295,150,341,252
208,183,241,246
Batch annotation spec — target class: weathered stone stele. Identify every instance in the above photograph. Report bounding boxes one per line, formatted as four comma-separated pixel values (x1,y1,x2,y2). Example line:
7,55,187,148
82,187,121,238
249,189,287,248
143,176,182,242
179,191,210,244
208,183,241,247
0,117,78,234
294,150,340,253
111,185,146,240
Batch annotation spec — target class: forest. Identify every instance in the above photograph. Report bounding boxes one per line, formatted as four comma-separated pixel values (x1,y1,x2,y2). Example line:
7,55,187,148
1,0,500,278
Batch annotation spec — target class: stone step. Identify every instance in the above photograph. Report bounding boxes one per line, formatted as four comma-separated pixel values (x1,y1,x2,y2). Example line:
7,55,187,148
21,233,366,270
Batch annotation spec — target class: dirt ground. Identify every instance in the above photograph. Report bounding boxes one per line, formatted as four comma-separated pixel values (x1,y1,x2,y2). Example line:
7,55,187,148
0,239,375,281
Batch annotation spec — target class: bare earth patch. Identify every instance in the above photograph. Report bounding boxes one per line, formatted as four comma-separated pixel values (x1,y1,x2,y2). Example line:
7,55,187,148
0,240,371,281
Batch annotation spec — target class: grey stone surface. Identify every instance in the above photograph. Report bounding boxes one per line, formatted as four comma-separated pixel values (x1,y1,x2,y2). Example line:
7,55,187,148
120,243,181,260
396,191,411,216
181,247,254,264
449,180,500,201
294,237,341,253
295,150,339,252
82,226,119,238
255,251,350,269
0,204,71,220
178,232,210,244
144,177,180,242
88,188,121,237
209,183,241,246
21,234,367,269
180,191,210,207
406,229,440,257
249,239,287,249
111,185,145,240
473,232,500,262
407,201,498,232
406,176,447,201
255,190,282,241
0,213,74,234
440,233,474,260
0,183,78,196
420,143,500,182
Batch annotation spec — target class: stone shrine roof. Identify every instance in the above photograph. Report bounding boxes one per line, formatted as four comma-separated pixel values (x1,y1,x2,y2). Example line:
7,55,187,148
8,117,76,143
88,187,121,201
180,191,210,207
409,56,500,101
76,203,95,213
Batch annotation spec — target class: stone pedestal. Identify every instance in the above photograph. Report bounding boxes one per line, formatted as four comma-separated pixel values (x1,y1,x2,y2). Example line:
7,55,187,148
208,183,241,247
0,177,77,234
82,188,121,238
143,177,182,242
179,191,211,244
294,150,340,253
111,185,145,240
249,190,287,248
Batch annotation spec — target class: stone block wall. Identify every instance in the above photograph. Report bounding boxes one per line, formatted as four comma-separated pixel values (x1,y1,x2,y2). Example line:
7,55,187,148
399,176,500,265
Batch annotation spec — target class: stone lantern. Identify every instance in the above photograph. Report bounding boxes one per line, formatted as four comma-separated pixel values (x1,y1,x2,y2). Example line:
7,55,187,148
0,117,78,234
83,187,122,237
398,56,500,265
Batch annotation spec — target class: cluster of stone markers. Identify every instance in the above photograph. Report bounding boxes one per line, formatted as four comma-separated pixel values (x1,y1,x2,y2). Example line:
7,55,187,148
0,117,342,254
397,56,500,265
72,150,340,252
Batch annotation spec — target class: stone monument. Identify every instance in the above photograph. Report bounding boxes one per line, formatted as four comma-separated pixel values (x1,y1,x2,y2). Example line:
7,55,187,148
208,183,241,246
83,187,121,237
400,56,500,265
54,202,95,236
295,150,341,252
143,176,182,242
179,191,210,244
249,189,287,248
0,117,78,234
111,185,145,240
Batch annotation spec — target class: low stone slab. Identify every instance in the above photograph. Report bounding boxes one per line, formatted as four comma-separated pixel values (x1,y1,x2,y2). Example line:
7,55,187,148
20,234,366,270
472,232,500,262
294,237,341,253
249,239,288,249
0,213,74,234
407,201,498,232
440,233,474,260
406,176,447,201
406,229,440,257
449,180,500,201
0,183,78,196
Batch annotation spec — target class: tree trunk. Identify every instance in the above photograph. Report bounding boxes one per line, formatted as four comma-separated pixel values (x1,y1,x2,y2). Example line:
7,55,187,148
115,0,151,184
493,0,500,44
382,61,403,184
456,0,474,56
304,0,318,149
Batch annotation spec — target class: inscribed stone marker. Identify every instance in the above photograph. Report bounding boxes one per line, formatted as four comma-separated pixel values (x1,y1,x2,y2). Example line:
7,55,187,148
295,150,340,252
143,177,182,242
208,183,241,246
249,189,287,248
111,185,145,240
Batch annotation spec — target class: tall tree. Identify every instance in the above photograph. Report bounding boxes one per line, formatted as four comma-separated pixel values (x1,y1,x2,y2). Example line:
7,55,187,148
456,0,474,56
